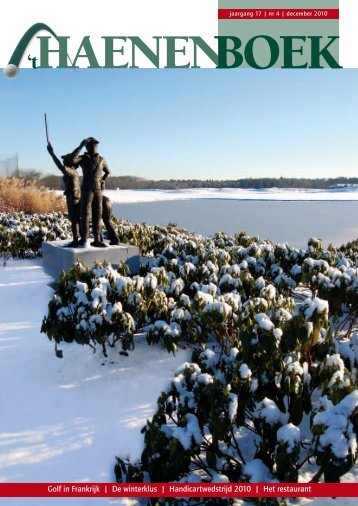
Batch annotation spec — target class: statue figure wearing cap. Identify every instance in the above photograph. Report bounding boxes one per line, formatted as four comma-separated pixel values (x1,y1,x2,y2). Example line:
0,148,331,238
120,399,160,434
70,137,110,248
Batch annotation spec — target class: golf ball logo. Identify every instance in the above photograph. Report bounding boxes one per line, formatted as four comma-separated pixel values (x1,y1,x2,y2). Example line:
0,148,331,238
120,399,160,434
3,64,19,78
3,23,59,79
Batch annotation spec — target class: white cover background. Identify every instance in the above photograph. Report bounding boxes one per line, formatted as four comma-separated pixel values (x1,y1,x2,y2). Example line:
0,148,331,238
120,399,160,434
0,0,356,68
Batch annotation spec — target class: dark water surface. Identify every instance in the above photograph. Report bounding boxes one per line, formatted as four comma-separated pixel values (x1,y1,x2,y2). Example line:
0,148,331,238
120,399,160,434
113,200,358,249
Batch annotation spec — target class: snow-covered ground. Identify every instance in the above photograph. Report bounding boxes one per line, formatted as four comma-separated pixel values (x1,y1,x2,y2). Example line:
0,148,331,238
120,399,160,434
104,186,358,204
0,259,188,505
0,259,356,506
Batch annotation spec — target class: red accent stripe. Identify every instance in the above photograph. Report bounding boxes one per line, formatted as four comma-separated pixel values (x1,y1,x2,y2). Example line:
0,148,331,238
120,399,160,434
218,9,339,20
0,483,356,497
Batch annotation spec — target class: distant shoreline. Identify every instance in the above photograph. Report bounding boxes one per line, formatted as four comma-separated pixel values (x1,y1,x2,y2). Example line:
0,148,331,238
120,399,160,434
104,187,358,204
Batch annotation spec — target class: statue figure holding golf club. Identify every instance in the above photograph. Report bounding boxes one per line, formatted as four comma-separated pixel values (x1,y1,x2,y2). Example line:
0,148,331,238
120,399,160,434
46,144,82,247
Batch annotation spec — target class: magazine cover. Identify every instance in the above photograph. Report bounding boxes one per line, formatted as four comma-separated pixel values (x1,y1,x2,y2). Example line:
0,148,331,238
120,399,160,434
0,1,357,505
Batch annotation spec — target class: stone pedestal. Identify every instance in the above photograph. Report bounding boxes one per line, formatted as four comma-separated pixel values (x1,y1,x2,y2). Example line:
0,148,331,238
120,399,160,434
42,240,140,280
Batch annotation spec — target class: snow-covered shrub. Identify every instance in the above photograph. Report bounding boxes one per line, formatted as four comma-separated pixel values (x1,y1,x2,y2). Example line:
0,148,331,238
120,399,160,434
32,213,358,494
41,261,137,354
109,231,357,496
115,311,357,492
0,212,72,265
312,391,358,482
41,260,189,355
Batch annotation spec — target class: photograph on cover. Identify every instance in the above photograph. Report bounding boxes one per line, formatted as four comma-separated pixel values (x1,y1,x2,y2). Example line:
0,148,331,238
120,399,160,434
0,69,357,504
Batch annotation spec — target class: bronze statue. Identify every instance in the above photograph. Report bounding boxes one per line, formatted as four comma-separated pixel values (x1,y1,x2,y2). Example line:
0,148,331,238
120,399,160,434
47,141,119,247
70,138,110,248
102,196,120,246
47,143,81,247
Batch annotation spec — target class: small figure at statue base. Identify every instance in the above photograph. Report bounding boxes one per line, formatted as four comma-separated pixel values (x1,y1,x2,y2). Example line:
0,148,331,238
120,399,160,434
102,195,120,246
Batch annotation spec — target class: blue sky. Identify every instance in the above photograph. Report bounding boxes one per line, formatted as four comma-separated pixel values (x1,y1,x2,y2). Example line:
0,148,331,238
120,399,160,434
0,69,357,179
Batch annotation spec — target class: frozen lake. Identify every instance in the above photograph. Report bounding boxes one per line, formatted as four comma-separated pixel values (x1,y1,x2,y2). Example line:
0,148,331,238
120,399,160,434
112,199,358,249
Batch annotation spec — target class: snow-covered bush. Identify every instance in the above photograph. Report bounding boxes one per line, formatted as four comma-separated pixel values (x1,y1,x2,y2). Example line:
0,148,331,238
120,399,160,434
41,260,188,355
112,231,357,497
0,212,72,265
115,309,357,492
0,212,201,263
34,214,358,493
